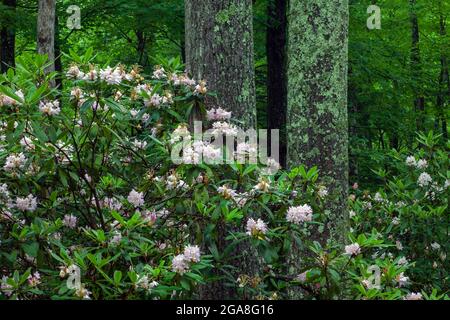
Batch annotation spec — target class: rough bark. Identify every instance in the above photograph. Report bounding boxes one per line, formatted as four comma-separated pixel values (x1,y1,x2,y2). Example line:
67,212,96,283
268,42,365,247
266,0,287,167
185,0,257,129
286,1,349,237
185,0,259,299
286,1,349,298
409,0,425,131
0,0,16,73
37,0,56,80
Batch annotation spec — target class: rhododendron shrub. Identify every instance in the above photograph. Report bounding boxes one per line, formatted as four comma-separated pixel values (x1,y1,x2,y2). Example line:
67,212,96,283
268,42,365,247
0,53,447,300
349,132,449,299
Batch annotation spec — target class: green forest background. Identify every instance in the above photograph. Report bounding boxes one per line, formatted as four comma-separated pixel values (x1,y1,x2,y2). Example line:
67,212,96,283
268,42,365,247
1,0,449,188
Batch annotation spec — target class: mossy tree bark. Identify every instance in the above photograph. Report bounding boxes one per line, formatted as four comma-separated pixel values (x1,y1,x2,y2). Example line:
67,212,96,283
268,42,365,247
185,0,257,130
287,0,349,238
185,0,259,299
37,0,56,84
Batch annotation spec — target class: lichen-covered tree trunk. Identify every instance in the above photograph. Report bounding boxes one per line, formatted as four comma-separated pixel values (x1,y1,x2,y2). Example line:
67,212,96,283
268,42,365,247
0,0,17,73
185,0,257,129
37,0,56,81
185,0,259,299
287,1,349,237
286,0,349,299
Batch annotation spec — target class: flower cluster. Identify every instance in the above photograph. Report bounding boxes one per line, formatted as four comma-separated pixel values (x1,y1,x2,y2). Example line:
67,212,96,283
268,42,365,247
344,243,361,256
0,90,24,107
286,204,313,224
246,218,268,239
39,100,61,115
171,245,201,274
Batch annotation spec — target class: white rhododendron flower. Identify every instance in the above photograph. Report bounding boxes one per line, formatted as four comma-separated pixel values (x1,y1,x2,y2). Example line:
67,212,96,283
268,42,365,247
246,218,268,237
66,65,85,79
344,243,361,256
152,66,166,79
62,214,78,229
211,121,238,136
194,80,207,95
396,272,409,287
170,124,191,144
15,194,37,212
253,178,270,192
20,136,35,151
404,292,423,300
405,155,416,167
206,107,231,121
416,159,428,169
286,204,313,224
317,186,328,198
127,189,145,208
183,245,201,263
172,254,189,274
430,242,441,250
417,172,432,187
109,231,122,246
132,139,148,150
4,153,27,172
27,272,41,287
217,185,237,200
39,100,61,116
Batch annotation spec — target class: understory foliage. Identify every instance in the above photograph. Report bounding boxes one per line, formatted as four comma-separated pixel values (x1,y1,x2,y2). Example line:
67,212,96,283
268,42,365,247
0,53,448,300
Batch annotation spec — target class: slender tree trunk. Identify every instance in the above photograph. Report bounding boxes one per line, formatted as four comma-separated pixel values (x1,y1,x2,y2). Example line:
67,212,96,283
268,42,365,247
185,0,259,299
180,27,186,64
287,0,349,237
410,0,425,131
348,67,359,179
437,3,449,141
54,13,63,90
136,30,148,67
0,0,16,73
266,0,287,167
390,80,401,149
185,0,257,129
37,0,56,82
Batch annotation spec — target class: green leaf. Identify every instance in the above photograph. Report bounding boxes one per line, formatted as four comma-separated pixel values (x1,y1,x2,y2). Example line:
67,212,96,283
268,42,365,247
22,242,39,258
114,270,122,285
180,278,191,290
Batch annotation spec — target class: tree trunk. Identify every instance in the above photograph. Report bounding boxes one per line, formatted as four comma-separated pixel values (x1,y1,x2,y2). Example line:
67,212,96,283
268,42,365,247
136,30,148,67
287,0,349,238
185,0,257,130
0,0,16,73
266,0,287,167
410,0,425,131
437,2,449,141
54,13,63,90
185,0,259,299
37,0,56,81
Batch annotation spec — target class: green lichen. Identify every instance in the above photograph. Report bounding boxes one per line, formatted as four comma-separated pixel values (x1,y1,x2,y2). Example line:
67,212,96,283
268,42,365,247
286,1,349,293
215,3,242,25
